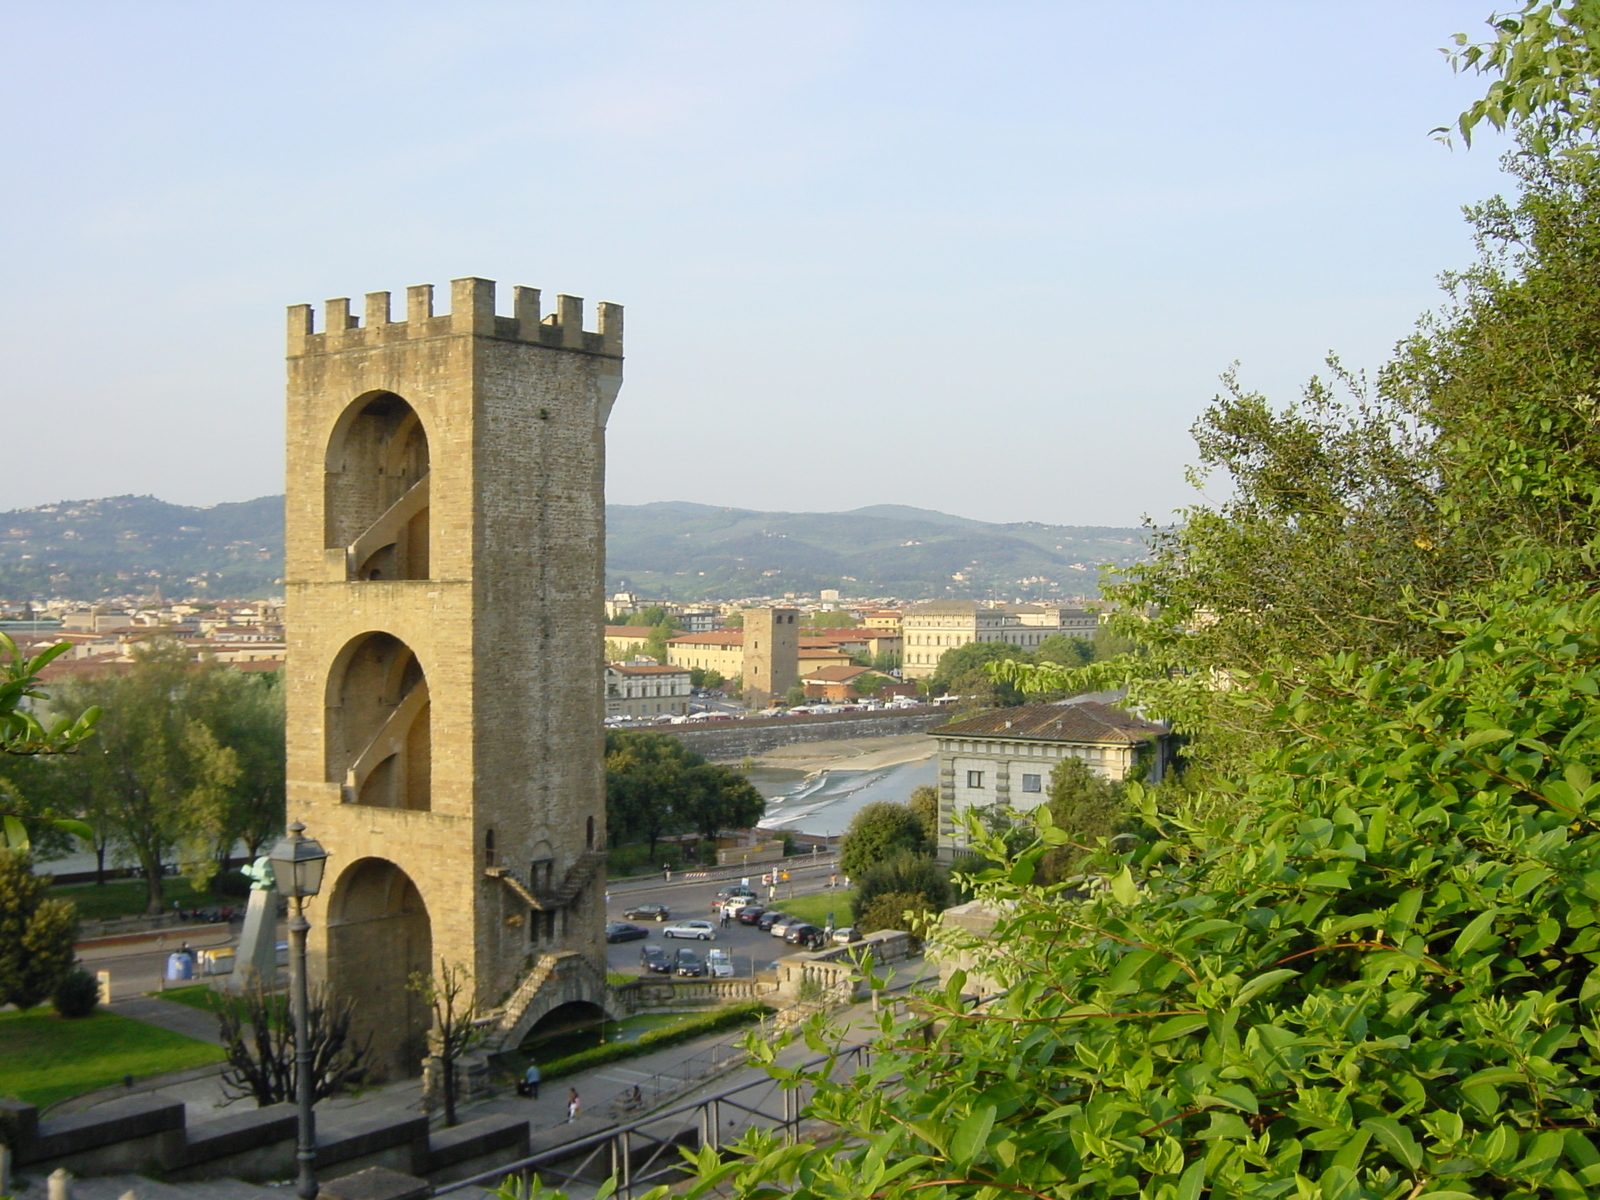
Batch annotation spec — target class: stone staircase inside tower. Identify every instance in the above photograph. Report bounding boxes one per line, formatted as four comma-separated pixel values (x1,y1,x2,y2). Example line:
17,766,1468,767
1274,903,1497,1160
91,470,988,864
486,850,606,912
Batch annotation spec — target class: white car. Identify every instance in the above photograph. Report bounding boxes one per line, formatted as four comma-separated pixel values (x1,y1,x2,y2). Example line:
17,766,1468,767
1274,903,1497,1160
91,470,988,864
662,920,717,941
706,948,734,977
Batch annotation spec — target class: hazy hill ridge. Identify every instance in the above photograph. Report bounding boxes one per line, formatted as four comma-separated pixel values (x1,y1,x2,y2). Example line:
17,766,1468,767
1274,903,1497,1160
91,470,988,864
0,496,1145,601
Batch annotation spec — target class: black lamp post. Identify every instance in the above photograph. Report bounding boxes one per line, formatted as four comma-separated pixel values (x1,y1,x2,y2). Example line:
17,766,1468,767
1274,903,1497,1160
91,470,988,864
268,821,328,1200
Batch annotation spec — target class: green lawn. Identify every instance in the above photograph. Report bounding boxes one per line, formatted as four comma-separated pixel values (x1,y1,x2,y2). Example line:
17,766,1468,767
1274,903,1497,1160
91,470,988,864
48,877,232,923
0,1006,225,1109
780,889,856,928
157,983,227,1014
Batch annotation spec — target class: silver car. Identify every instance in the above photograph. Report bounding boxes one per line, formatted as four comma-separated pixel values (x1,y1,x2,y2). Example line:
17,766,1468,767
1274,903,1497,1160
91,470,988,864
662,919,717,941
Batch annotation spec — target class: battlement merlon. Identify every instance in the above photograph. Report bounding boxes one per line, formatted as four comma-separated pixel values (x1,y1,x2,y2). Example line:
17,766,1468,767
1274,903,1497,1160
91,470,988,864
286,277,622,358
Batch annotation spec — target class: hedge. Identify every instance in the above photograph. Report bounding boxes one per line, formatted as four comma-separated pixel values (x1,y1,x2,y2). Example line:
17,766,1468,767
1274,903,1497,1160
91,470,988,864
536,1001,767,1080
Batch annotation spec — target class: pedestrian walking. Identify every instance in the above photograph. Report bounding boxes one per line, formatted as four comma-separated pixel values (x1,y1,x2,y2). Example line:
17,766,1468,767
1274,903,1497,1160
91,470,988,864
829,873,837,890
518,1063,541,1099
567,1087,582,1122
721,908,731,928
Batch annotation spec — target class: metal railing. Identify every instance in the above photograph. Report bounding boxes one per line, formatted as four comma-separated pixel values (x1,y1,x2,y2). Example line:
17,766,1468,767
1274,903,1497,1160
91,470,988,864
436,1042,871,1199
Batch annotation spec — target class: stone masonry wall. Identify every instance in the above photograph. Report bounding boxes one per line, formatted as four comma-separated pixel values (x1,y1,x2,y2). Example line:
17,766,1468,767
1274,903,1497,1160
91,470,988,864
669,710,944,762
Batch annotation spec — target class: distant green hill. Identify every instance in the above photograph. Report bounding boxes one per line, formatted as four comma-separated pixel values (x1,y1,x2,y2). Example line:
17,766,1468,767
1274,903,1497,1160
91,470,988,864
0,496,1145,601
0,495,284,599
603,502,1145,601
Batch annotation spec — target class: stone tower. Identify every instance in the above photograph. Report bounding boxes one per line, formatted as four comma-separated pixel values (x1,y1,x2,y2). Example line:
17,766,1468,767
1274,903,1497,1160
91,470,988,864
283,278,621,1078
742,606,799,709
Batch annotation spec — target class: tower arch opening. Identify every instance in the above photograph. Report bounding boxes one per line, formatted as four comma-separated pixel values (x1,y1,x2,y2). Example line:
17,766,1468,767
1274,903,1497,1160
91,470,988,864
326,632,431,810
325,857,433,1080
324,391,431,580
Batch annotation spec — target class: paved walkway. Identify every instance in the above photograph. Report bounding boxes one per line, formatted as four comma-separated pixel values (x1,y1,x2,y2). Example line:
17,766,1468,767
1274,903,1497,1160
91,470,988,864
108,994,225,1046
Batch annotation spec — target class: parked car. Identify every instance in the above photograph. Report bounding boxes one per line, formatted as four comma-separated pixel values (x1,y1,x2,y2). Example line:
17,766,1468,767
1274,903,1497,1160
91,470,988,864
706,948,734,977
605,921,649,943
736,904,767,925
674,948,706,977
720,896,759,918
640,945,671,974
756,910,789,932
663,920,717,941
831,926,863,945
768,915,802,939
784,923,826,949
623,903,670,922
712,886,756,911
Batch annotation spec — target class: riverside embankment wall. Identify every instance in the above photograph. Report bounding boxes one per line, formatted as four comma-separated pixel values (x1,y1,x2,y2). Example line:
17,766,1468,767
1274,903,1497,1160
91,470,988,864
668,709,945,762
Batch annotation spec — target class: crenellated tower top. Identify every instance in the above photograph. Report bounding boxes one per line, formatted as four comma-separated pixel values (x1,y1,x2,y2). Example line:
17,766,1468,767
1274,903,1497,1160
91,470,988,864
287,276,622,359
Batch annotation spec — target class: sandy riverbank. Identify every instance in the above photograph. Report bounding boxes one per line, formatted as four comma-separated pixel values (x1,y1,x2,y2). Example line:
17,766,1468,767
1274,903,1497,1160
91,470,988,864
747,732,936,777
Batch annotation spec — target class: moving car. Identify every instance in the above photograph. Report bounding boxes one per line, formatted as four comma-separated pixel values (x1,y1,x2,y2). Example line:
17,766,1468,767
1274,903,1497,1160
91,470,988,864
623,903,671,922
674,948,706,977
736,904,767,925
662,920,717,941
756,910,789,932
640,945,671,974
605,921,649,944
831,926,863,945
706,948,734,977
720,896,759,918
711,887,756,912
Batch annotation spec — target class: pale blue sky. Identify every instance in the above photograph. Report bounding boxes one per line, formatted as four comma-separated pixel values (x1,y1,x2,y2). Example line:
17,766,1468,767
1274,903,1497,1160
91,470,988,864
0,2,1512,526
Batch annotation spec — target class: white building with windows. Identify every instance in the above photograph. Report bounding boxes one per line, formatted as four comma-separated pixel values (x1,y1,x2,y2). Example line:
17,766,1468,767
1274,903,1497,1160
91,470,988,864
605,661,693,719
930,700,1170,859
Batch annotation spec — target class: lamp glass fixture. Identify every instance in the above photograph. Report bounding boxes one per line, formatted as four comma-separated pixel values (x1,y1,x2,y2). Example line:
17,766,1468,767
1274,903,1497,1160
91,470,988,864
268,822,328,899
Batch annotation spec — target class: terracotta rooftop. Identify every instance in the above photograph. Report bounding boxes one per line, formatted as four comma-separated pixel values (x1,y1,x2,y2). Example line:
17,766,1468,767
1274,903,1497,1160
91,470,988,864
667,630,744,646
604,625,658,638
933,701,1167,744
800,664,873,683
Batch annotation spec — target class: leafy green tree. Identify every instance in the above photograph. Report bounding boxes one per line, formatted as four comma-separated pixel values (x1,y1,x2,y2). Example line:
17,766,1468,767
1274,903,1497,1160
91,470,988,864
206,669,285,863
931,642,1026,708
907,785,939,843
804,611,859,629
0,849,77,1009
851,672,893,697
1033,633,1093,668
605,730,765,852
48,641,244,911
854,890,935,939
784,684,807,707
838,801,927,878
1033,757,1129,884
870,649,902,673
850,850,949,924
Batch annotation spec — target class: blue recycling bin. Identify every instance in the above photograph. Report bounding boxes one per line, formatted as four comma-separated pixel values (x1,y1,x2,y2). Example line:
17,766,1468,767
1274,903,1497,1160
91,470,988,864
166,952,194,982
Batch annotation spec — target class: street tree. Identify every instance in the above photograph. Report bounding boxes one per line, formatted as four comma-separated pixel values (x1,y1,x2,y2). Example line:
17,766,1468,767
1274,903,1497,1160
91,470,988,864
216,980,371,1107
850,850,949,926
409,958,482,1127
48,641,244,911
605,730,765,852
907,785,939,844
0,848,77,1009
838,801,927,878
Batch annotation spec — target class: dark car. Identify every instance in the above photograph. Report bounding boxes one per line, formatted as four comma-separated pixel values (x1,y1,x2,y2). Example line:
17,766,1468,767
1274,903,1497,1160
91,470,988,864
674,948,706,977
623,903,670,922
784,923,826,949
605,921,649,944
756,910,788,932
736,904,767,925
640,945,671,974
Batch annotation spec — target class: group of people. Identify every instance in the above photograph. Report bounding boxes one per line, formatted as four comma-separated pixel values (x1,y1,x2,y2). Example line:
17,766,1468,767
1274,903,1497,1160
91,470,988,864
517,1064,586,1123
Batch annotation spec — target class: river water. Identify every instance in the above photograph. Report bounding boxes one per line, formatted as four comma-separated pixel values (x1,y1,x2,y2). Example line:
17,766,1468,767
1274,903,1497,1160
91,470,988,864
744,757,936,837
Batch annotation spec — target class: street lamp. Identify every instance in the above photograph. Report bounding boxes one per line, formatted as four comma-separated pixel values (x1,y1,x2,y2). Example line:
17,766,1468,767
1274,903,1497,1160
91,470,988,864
268,821,329,1200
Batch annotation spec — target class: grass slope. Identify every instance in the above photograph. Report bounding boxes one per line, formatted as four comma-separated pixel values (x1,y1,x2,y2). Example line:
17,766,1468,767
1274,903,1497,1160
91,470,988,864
0,1007,224,1108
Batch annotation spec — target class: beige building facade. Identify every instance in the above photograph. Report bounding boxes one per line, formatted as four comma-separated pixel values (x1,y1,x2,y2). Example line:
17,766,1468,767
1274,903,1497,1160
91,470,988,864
902,600,1098,679
283,277,621,1078
605,662,692,718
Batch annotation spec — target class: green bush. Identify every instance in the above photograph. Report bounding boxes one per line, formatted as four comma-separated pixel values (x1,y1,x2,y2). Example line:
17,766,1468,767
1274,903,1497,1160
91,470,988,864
51,968,101,1019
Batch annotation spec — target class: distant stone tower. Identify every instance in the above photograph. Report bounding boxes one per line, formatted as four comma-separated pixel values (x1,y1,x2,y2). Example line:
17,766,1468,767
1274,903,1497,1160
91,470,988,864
742,606,799,708
283,278,622,1078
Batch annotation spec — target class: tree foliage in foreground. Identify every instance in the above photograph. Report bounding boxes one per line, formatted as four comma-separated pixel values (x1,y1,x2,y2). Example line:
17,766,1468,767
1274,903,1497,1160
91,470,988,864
641,578,1600,1198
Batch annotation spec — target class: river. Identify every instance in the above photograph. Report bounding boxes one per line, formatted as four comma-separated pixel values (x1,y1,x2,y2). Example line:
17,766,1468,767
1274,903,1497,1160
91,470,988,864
744,756,936,837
